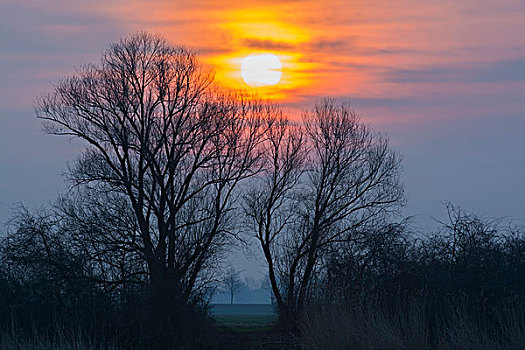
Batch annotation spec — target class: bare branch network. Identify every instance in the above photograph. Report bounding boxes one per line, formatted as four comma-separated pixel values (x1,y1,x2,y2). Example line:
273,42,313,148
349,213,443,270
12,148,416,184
33,32,405,327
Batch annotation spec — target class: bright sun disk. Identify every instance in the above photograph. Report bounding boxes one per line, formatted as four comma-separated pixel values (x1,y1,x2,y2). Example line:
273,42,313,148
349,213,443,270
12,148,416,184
241,53,282,87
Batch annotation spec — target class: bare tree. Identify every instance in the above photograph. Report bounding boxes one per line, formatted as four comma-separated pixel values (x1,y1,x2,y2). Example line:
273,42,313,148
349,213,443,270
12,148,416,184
36,32,269,308
222,267,243,304
243,116,307,325
244,99,405,328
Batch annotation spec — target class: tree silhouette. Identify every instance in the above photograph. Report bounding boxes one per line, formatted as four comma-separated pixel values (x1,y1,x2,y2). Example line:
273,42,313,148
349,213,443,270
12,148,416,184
36,32,269,310
244,99,405,328
222,267,243,304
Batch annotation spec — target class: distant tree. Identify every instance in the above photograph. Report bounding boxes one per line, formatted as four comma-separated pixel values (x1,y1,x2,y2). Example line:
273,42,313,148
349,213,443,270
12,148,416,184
244,99,405,328
222,267,243,304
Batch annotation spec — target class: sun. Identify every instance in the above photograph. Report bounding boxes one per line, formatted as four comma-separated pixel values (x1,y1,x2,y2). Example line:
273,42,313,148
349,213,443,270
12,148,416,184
241,53,282,87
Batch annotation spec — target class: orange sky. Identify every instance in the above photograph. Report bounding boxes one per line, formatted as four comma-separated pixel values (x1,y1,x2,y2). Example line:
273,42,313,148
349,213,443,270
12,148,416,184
2,0,525,124
74,0,525,122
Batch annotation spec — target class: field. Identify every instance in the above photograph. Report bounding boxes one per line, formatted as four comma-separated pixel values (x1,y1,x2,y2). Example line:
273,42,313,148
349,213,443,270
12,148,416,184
210,304,276,327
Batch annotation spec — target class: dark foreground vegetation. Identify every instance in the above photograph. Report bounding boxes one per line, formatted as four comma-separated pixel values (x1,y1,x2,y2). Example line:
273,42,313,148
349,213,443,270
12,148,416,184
1,32,524,349
2,203,525,349
301,204,525,349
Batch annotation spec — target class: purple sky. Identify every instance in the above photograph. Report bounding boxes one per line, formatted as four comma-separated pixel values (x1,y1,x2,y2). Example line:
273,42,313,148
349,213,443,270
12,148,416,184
1,0,524,235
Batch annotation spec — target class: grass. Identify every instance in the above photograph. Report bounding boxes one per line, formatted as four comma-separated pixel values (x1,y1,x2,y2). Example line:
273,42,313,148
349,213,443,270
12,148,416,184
300,299,525,350
0,331,119,350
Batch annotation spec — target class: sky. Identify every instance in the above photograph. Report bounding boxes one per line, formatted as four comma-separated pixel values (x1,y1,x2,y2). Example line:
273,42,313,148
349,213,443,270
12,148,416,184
1,1,524,257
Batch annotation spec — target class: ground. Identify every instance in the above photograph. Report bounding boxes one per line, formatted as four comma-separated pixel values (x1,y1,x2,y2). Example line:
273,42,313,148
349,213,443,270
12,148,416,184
211,304,304,349
216,326,304,350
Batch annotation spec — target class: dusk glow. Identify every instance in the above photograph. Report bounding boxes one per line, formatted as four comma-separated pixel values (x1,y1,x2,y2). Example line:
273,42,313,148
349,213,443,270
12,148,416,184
1,1,525,346
1,0,525,255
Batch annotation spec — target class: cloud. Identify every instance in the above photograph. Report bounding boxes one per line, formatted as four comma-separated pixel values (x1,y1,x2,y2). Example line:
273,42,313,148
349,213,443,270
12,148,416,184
380,59,525,84
242,38,296,51
308,38,351,52
382,68,455,83
465,59,525,83
0,2,121,56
